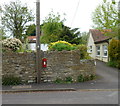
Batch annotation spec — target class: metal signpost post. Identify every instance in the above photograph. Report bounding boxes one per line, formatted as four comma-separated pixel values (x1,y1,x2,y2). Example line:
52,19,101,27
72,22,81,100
36,0,41,83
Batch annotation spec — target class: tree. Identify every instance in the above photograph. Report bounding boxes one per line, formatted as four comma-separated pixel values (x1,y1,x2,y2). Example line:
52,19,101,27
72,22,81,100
57,25,81,44
92,0,119,38
1,0,34,42
41,11,64,44
80,32,89,45
26,24,36,36
25,24,44,36
92,0,118,29
41,11,81,44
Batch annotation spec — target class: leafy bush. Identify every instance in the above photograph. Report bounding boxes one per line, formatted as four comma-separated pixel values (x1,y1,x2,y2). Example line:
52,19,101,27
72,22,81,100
2,75,22,85
2,38,22,52
76,44,91,59
48,41,76,51
107,61,118,68
77,74,84,82
108,39,120,68
90,74,96,80
65,76,73,83
54,78,63,83
77,74,96,82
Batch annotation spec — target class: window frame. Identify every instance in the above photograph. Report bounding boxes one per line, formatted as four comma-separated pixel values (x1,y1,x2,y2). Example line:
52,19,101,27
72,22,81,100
89,46,92,53
103,45,108,57
96,45,100,56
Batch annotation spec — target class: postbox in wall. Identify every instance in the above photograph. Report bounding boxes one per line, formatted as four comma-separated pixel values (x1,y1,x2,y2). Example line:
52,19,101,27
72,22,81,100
42,58,47,68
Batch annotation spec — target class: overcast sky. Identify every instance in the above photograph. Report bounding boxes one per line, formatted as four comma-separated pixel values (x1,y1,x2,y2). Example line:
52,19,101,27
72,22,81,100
0,0,104,32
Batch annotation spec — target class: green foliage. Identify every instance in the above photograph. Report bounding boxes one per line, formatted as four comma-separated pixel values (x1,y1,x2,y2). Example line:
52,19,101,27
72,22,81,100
92,0,119,39
90,74,96,80
41,11,63,44
65,76,73,83
54,77,73,84
48,41,76,51
25,24,43,36
58,26,81,45
77,74,96,82
108,39,119,60
107,61,118,68
80,32,89,45
54,78,63,83
49,43,75,51
92,0,117,30
77,74,84,82
2,75,22,85
16,47,33,53
108,39,120,68
26,24,36,36
41,11,81,44
76,44,91,59
1,0,34,42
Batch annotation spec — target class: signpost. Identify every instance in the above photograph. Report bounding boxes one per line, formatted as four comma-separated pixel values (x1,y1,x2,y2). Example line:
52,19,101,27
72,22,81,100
36,0,41,83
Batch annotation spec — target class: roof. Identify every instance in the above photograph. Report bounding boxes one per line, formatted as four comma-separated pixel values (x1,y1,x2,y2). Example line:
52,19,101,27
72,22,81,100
27,36,36,43
89,29,111,44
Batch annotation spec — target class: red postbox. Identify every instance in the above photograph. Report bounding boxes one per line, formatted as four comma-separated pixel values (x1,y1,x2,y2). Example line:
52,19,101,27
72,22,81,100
42,58,47,68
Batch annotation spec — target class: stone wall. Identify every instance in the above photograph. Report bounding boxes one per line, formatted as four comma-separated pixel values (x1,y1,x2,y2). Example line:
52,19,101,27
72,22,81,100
2,50,96,83
2,52,37,83
42,50,96,82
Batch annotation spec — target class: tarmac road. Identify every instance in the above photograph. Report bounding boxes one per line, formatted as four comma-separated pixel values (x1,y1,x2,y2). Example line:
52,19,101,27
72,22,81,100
2,90,118,104
2,60,119,104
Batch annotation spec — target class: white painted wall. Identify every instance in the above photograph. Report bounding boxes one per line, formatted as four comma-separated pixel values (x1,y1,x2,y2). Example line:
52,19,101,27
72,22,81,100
87,32,96,58
87,33,109,62
96,43,108,62
28,43,48,51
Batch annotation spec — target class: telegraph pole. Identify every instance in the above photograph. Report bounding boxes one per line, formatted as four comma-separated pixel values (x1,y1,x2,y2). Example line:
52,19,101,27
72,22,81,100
36,0,41,83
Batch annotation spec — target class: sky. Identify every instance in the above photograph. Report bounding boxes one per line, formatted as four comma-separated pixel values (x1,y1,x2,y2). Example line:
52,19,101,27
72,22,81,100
0,0,104,32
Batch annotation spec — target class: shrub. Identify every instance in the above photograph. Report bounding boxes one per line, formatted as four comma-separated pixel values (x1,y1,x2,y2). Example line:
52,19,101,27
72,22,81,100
76,44,91,59
90,74,96,80
65,76,73,83
2,38,22,52
48,41,76,51
77,74,84,82
108,39,119,61
107,61,118,68
77,74,96,82
54,78,63,83
108,39,120,68
2,75,22,85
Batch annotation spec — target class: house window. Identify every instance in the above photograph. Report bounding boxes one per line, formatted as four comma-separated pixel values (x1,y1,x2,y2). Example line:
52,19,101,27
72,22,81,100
90,46,92,53
96,46,100,56
103,45,108,57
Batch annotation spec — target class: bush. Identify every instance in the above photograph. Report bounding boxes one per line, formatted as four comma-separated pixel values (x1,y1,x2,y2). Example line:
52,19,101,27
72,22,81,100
76,44,91,59
77,74,84,82
90,74,96,80
108,39,120,68
107,61,118,68
2,38,22,52
77,74,96,82
54,78,63,83
65,76,73,83
2,75,22,85
48,41,76,51
108,39,119,61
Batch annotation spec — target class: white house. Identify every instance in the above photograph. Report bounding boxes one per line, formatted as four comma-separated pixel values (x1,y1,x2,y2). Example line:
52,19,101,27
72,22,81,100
87,29,111,62
27,36,48,51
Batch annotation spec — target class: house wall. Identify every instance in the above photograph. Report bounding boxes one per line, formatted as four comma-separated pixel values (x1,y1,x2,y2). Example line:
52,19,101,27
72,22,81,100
87,33,96,58
2,51,96,83
87,33,109,62
96,43,108,62
28,43,48,51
